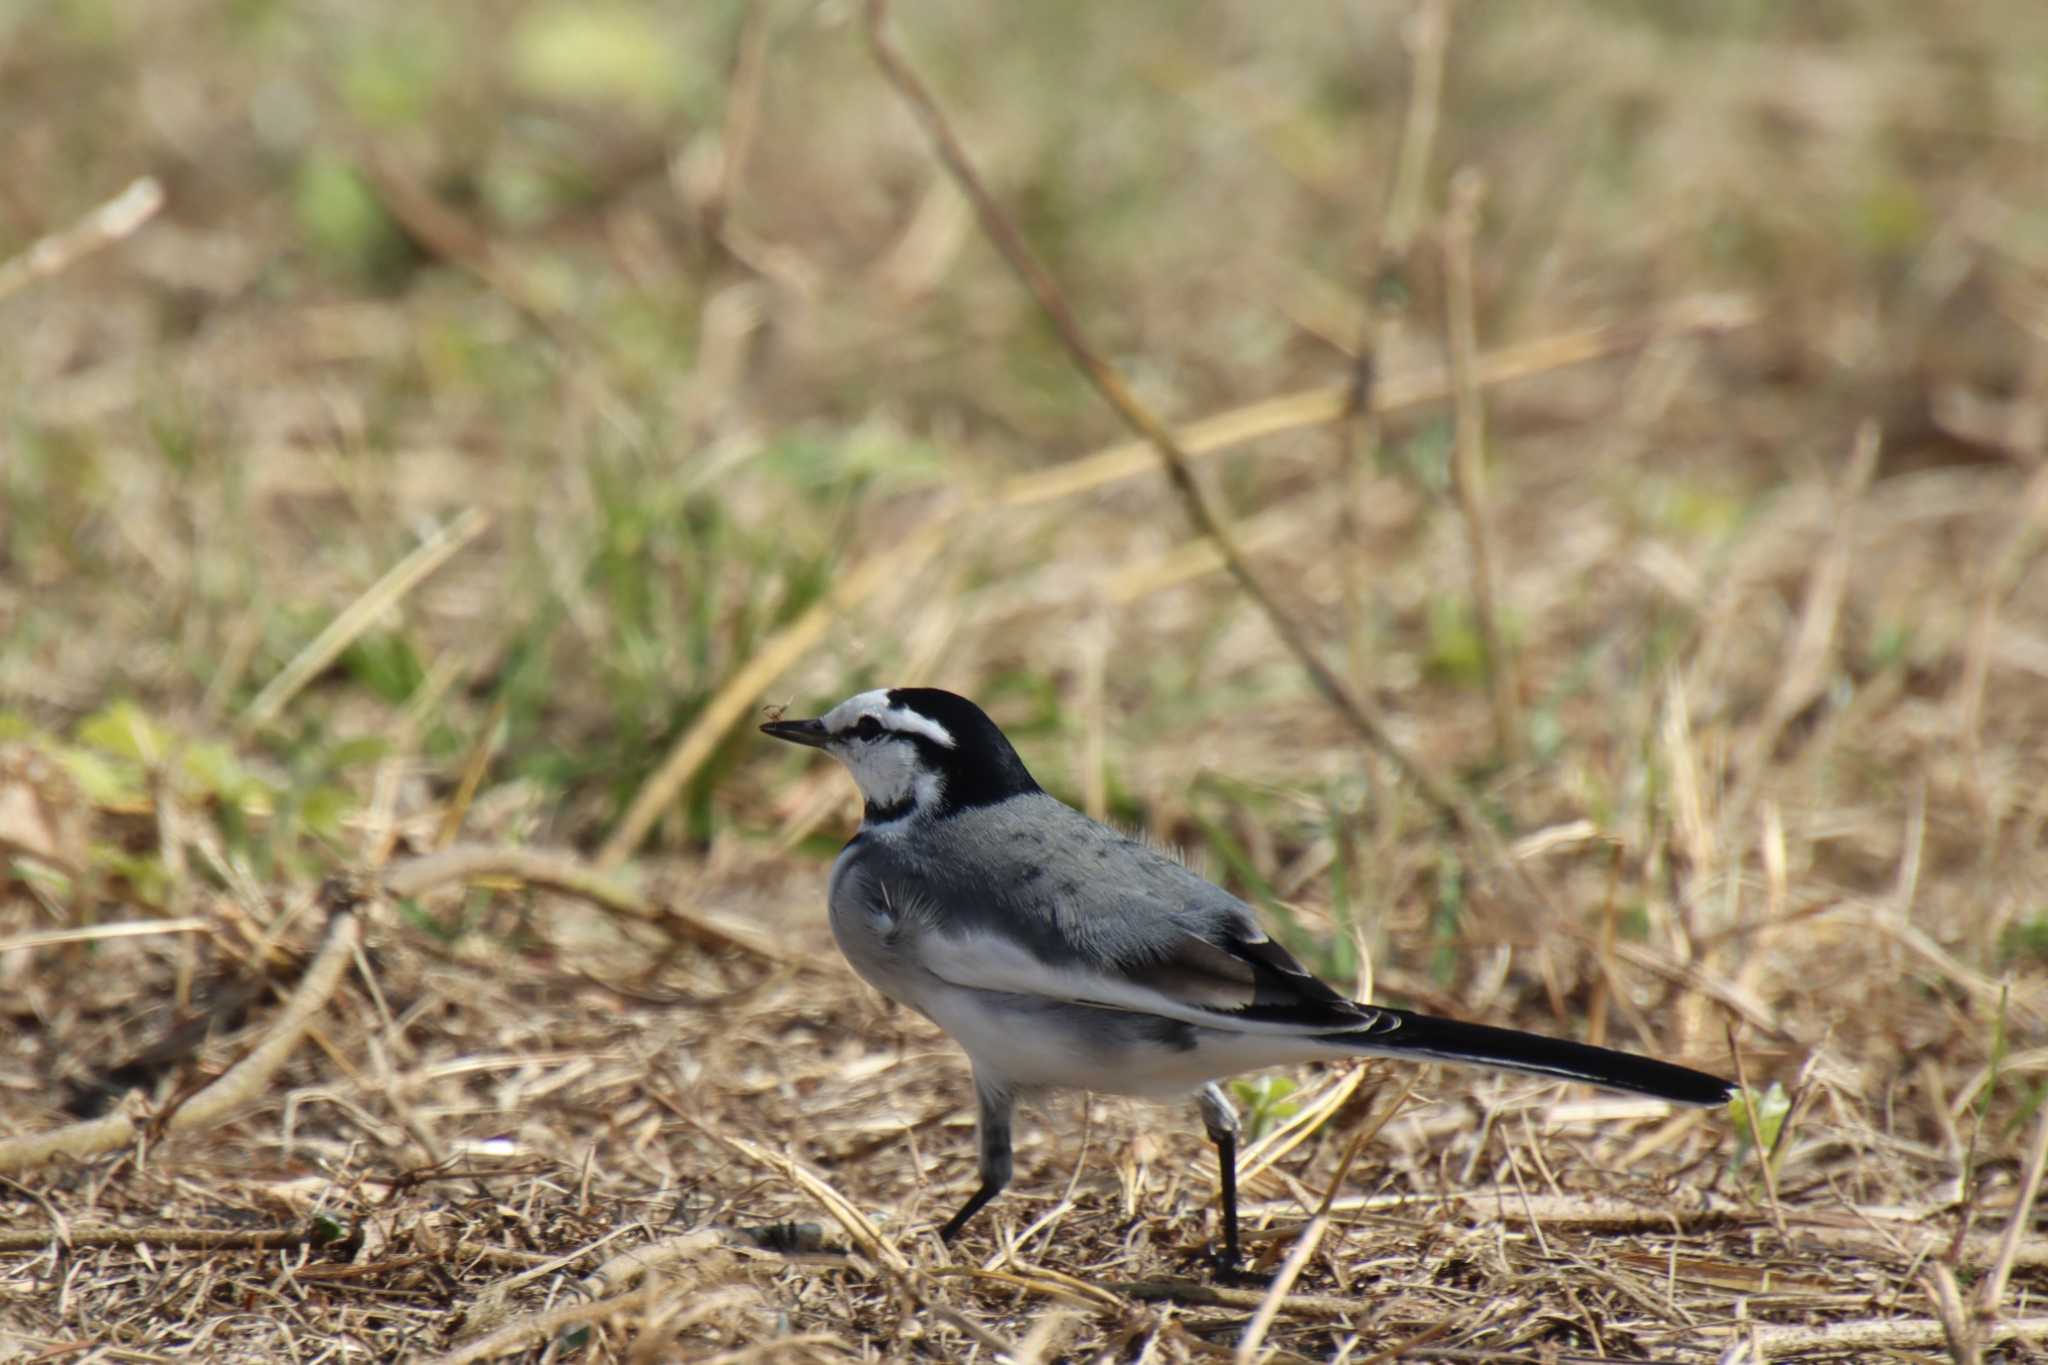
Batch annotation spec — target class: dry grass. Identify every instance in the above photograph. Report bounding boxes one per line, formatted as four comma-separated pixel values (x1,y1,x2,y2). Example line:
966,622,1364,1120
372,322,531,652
4,1,2048,1360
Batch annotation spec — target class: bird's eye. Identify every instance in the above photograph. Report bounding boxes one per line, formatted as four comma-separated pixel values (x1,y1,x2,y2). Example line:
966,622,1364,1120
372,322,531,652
851,715,884,741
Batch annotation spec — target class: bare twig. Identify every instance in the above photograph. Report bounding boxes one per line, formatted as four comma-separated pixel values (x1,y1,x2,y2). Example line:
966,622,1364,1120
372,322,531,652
1333,0,1450,687
1110,1279,1360,1316
1976,1105,2048,1316
863,0,1496,864
1442,165,1520,760
0,883,363,1173
0,175,163,301
1954,457,2048,764
997,298,1757,509
1923,1263,1983,1365
0,916,211,955
431,1283,662,1365
693,1124,912,1276
384,844,793,964
1234,1080,1411,1365
1381,1,1451,258
0,1223,348,1253
1727,1024,1786,1236
1733,1312,2045,1357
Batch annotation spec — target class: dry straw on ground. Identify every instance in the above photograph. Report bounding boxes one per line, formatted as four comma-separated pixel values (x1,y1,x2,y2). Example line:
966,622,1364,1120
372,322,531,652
4,1,2048,1361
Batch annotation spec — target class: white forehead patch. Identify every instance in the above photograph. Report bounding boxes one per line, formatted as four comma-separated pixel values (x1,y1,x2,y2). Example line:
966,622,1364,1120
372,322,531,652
821,690,956,749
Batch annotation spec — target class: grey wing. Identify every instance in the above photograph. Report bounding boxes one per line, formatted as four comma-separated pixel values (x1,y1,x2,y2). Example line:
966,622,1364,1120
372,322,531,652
911,798,1375,1036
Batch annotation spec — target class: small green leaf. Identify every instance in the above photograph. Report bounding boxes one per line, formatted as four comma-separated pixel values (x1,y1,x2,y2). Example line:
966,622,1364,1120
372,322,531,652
77,700,166,764
1230,1074,1303,1141
299,784,356,839
1998,912,2048,968
326,736,392,771
1727,1080,1791,1162
308,1212,352,1244
1425,596,1486,687
508,4,677,112
94,847,169,906
52,746,142,806
341,631,425,704
294,151,410,283
181,741,254,800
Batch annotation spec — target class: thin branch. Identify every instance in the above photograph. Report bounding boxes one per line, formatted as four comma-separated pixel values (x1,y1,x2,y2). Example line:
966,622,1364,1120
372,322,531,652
863,0,1502,867
430,1283,662,1365
1923,1263,1983,1365
0,1223,349,1253
1234,1080,1411,1364
692,1123,913,1276
1976,1104,2048,1316
0,881,363,1174
1333,0,1451,690
0,175,163,301
998,298,1757,509
384,844,795,965
1727,1023,1786,1236
1381,0,1451,259
0,917,211,955
1443,165,1521,760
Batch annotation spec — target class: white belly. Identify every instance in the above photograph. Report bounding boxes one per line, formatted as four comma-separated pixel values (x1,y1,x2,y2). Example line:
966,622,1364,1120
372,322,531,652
918,981,1336,1099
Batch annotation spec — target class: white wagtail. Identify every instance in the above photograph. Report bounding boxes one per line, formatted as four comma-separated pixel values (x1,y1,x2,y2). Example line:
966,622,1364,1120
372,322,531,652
763,688,1732,1269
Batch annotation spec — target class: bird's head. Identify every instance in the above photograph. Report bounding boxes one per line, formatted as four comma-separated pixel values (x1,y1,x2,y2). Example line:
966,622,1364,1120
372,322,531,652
762,687,1038,824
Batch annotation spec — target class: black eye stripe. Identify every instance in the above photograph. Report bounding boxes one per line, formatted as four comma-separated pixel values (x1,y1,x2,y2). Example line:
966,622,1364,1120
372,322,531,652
851,715,884,740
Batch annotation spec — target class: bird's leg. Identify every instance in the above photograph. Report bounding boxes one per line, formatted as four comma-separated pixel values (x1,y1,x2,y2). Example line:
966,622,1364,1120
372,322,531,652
1197,1082,1243,1275
940,1079,1013,1243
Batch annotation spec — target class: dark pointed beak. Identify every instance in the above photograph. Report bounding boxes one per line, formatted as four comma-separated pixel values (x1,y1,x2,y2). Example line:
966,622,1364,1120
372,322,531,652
761,717,831,749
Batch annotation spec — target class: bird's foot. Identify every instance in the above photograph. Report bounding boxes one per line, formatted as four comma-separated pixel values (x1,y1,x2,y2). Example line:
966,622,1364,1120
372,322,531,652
1205,1246,1269,1288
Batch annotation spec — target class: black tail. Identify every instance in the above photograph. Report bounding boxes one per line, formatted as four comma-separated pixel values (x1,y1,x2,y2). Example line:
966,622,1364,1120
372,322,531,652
1326,1006,1734,1107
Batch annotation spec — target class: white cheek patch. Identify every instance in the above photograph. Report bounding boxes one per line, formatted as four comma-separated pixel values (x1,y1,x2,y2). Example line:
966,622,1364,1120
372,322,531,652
816,689,955,817
840,738,921,810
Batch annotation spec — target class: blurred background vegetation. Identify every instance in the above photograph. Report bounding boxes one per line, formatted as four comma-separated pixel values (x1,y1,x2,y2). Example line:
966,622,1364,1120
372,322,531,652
3,0,2046,1107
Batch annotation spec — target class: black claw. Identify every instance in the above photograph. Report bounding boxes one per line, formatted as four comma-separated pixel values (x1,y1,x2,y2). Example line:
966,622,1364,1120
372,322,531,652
1210,1255,1270,1288
939,1177,1003,1244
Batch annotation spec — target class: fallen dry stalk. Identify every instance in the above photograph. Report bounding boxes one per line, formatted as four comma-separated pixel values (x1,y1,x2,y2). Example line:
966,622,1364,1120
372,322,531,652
1110,1279,1360,1318
0,1223,342,1253
694,1124,913,1277
0,884,362,1174
1740,1313,2048,1356
384,844,792,964
996,300,1756,509
578,1228,735,1299
1728,1025,1787,1236
0,916,211,955
1234,1080,1411,1364
0,174,163,301
430,1282,661,1365
1977,1105,2048,1315
245,508,491,730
